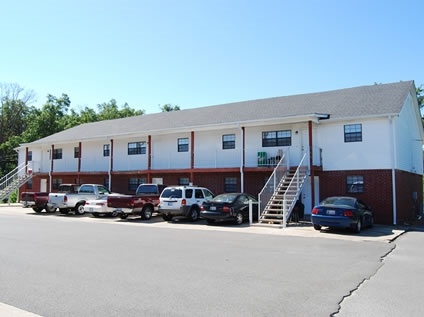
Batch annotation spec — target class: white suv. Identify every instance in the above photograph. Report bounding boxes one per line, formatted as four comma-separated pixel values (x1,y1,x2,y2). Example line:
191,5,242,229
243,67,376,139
158,186,214,221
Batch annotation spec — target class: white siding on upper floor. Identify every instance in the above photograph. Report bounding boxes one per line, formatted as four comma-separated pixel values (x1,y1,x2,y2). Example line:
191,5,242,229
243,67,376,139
80,140,110,172
194,129,241,168
394,93,424,174
317,118,393,171
113,137,149,171
150,133,191,170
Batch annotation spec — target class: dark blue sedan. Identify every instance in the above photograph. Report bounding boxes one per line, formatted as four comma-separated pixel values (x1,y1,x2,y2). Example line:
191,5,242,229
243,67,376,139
200,193,258,225
311,196,374,233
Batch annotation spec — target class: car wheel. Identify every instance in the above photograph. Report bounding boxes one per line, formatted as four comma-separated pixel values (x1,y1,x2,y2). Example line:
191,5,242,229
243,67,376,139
120,213,128,219
59,208,69,214
188,207,199,222
141,206,153,220
234,212,243,225
313,224,321,231
206,219,215,225
353,219,362,233
45,205,56,213
32,207,43,213
75,203,85,215
368,216,374,228
92,212,100,218
110,210,119,217
162,214,173,221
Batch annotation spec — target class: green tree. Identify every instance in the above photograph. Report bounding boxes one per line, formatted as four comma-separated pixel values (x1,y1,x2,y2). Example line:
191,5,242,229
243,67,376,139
417,85,423,109
160,104,180,112
97,99,144,120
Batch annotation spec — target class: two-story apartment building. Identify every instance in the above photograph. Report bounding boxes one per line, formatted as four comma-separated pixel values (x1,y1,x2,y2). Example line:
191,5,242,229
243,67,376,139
17,81,423,225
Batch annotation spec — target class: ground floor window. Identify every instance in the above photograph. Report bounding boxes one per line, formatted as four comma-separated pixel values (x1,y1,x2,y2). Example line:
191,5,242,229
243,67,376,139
179,177,190,185
224,177,237,192
52,178,62,190
346,175,364,193
128,178,146,191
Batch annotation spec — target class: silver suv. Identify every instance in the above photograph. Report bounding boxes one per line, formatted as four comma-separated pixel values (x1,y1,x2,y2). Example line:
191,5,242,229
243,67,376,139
158,186,214,221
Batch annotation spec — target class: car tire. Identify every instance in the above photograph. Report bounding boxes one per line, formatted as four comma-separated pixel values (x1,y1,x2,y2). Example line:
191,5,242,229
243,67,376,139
353,219,362,233
368,216,374,228
234,212,243,225
162,214,173,221
120,213,128,219
188,207,199,222
75,203,85,215
45,205,56,213
141,206,153,220
313,224,321,231
59,208,69,214
32,207,43,213
92,212,100,218
110,210,119,217
206,219,215,225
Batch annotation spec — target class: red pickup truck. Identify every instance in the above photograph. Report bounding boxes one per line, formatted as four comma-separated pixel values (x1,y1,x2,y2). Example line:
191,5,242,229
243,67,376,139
21,184,79,213
107,184,166,220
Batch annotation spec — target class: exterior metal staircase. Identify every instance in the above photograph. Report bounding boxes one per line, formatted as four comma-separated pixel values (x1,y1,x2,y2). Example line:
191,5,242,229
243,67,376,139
256,153,309,228
0,162,32,202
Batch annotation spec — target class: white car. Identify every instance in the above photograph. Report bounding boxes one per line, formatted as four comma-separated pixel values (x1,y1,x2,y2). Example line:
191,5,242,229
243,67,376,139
158,185,214,221
84,196,118,217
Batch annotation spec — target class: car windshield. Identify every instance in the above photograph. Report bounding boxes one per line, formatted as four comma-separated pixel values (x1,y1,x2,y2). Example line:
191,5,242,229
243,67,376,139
211,193,238,203
321,197,355,207
161,188,182,199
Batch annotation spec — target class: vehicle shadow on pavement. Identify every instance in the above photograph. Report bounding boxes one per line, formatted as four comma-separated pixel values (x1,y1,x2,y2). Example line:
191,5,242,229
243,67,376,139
316,224,405,239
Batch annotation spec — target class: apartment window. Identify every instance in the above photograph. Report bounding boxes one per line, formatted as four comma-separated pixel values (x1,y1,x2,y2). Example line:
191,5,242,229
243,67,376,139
128,142,146,155
222,134,235,150
53,149,62,160
27,151,32,161
178,138,189,152
347,175,364,193
262,130,291,147
74,147,80,158
103,144,110,157
52,178,62,190
104,178,109,190
128,178,146,191
224,177,237,193
27,179,33,190
179,177,190,185
344,124,362,142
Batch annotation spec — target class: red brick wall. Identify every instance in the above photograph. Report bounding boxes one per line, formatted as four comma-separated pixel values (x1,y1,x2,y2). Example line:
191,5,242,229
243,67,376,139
316,169,423,225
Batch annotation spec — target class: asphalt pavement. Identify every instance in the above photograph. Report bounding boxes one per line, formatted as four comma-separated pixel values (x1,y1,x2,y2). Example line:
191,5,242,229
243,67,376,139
1,203,423,316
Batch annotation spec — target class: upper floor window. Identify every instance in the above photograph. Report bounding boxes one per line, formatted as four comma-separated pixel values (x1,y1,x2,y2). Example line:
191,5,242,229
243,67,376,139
103,144,110,157
178,138,189,152
262,130,291,147
344,124,362,142
53,149,62,160
74,147,80,158
222,134,235,150
347,175,364,193
27,151,32,161
128,142,146,155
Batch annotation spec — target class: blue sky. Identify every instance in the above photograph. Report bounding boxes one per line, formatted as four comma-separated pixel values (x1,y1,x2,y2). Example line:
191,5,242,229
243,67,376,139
2,0,423,114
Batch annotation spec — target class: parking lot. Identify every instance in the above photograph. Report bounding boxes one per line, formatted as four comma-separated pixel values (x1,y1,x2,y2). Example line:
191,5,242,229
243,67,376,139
2,203,409,243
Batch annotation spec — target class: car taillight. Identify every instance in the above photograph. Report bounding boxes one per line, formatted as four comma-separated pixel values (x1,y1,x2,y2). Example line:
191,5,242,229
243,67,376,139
85,201,90,205
344,210,354,217
222,206,230,212
130,199,135,208
64,195,68,202
34,194,37,200
312,208,319,214
200,206,205,211
181,199,186,205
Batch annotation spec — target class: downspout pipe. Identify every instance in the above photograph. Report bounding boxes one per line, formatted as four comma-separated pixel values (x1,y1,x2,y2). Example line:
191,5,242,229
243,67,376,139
240,126,244,192
390,115,397,225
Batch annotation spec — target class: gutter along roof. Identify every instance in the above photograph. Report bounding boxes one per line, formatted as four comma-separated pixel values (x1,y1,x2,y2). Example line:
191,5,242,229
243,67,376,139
25,80,415,146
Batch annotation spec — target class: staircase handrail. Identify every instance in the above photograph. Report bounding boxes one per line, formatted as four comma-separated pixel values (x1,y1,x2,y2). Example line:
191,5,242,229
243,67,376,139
258,153,288,218
281,153,309,227
0,162,29,190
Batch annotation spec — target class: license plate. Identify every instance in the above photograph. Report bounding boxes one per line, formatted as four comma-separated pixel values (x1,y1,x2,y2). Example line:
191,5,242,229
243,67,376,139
327,210,336,215
168,202,173,206
210,206,216,211
89,208,94,212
